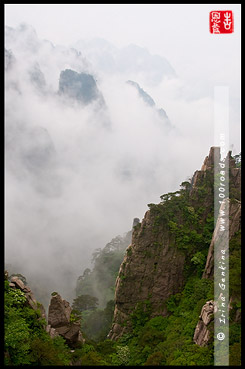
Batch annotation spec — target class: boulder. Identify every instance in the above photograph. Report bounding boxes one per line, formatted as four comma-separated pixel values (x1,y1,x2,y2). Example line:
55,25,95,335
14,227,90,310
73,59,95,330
48,293,72,328
11,276,25,290
55,321,84,344
47,293,85,346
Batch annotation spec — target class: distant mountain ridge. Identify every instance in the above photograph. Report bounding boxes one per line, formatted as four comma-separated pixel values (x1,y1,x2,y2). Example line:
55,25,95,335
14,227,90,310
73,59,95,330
126,80,172,127
73,38,176,85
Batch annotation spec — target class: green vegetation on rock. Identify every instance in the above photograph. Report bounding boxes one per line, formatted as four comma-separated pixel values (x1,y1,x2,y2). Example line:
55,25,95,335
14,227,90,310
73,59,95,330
4,274,72,366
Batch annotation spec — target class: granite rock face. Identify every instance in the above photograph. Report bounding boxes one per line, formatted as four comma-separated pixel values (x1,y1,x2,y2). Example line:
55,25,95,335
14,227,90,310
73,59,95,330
193,149,241,347
48,293,72,328
190,146,219,191
193,300,215,346
202,198,241,279
200,147,241,280
55,322,84,344
46,324,59,339
108,209,186,340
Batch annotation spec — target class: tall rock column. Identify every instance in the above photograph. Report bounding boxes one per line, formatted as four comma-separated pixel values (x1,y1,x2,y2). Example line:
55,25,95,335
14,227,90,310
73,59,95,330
108,209,186,340
47,292,85,346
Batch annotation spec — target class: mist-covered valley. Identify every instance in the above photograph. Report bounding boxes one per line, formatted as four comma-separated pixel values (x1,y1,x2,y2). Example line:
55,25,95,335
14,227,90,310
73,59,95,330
4,22,236,308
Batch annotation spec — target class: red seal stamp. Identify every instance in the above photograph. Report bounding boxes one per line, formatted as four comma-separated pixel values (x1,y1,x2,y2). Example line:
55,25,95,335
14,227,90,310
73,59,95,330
210,11,234,34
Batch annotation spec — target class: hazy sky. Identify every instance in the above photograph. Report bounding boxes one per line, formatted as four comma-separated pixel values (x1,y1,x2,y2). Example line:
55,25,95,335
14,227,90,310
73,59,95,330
5,4,241,71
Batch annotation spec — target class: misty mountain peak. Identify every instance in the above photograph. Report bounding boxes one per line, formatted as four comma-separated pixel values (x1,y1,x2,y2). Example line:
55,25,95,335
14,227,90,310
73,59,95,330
5,23,40,52
73,38,176,85
126,80,171,127
5,48,16,70
17,22,37,34
29,62,46,90
127,80,155,107
121,43,149,56
58,69,105,106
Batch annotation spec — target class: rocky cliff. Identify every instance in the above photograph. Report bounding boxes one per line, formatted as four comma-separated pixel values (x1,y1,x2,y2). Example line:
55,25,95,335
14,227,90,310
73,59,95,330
202,198,241,280
193,300,215,346
108,209,186,340
108,147,241,341
193,195,241,347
